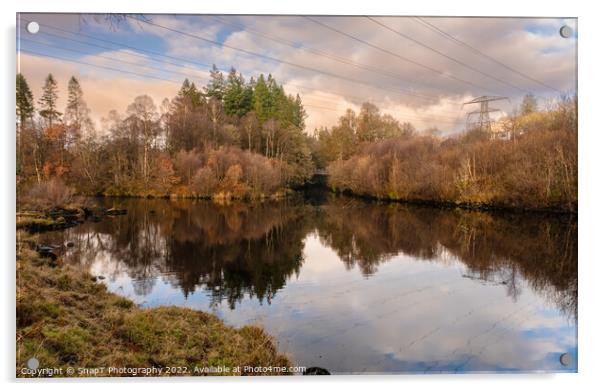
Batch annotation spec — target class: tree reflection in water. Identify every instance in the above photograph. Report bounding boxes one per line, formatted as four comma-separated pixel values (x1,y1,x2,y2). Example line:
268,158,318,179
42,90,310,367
43,195,576,318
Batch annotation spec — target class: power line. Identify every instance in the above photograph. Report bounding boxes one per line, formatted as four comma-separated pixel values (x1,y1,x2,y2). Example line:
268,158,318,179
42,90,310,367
21,49,460,123
304,16,495,94
21,18,215,74
210,15,451,99
294,91,462,122
366,17,529,94
125,15,448,102
21,37,207,82
19,48,462,126
19,48,182,85
19,20,465,125
413,17,563,94
28,17,449,104
20,28,463,120
304,103,462,125
20,17,466,117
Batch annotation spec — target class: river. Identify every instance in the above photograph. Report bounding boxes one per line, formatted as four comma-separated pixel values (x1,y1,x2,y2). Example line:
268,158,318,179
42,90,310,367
39,193,577,374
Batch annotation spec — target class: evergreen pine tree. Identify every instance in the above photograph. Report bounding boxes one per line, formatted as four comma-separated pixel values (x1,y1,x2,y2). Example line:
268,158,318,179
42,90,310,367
292,94,307,129
203,64,226,101
65,76,93,139
38,73,62,127
224,67,253,117
16,73,35,126
253,74,271,123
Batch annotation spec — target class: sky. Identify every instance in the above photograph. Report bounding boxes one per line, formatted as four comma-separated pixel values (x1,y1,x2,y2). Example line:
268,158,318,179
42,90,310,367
16,13,577,135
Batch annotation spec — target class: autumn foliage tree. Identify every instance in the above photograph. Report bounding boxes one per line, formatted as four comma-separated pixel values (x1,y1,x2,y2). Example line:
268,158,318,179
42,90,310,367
17,67,315,201
327,97,577,212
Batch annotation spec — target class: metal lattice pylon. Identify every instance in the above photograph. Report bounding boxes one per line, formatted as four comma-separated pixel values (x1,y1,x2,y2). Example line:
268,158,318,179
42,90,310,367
463,96,509,132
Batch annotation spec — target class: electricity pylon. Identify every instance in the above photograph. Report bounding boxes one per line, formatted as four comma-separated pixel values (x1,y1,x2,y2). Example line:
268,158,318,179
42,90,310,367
463,96,509,132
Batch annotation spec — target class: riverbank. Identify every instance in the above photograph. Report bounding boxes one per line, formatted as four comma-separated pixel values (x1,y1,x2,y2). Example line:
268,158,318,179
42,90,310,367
16,231,291,377
102,187,294,201
328,188,577,215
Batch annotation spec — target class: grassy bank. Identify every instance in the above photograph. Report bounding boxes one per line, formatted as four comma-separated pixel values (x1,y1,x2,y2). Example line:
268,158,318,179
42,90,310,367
102,188,293,202
16,232,291,377
327,188,576,215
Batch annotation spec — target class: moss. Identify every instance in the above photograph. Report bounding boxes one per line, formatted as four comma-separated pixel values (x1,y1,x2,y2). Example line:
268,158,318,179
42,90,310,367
113,297,134,309
16,212,72,231
16,231,291,377
42,325,91,363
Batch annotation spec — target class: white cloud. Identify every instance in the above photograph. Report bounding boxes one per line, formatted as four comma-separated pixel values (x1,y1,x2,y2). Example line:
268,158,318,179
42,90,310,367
18,14,577,134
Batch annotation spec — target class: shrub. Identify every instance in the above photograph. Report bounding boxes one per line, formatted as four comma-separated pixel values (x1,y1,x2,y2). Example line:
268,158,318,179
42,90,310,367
21,178,74,210
328,104,577,212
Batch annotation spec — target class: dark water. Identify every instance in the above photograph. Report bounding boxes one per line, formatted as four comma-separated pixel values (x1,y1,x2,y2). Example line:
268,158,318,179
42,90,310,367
40,194,577,374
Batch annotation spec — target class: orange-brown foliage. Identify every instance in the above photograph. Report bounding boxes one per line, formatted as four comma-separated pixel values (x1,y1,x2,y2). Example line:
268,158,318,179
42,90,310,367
328,103,577,212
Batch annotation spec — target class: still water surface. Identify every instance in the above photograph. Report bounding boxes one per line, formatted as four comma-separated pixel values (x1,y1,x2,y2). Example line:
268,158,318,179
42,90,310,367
41,194,577,374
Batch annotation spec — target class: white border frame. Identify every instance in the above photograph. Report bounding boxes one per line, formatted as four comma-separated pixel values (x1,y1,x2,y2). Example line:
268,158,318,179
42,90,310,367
3,1,599,390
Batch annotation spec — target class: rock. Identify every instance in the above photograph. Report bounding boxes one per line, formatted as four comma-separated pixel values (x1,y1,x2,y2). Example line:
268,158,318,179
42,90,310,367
106,208,127,216
66,242,75,248
36,245,57,260
303,367,330,375
97,275,106,280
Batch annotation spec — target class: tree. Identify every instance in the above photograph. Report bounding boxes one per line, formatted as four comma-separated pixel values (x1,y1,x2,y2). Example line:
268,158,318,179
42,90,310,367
16,73,35,126
204,64,226,101
126,95,159,182
357,102,382,142
38,74,62,128
64,76,93,144
291,94,306,130
168,79,210,151
16,74,39,182
175,78,203,109
207,97,225,148
17,67,319,196
173,149,202,187
240,112,259,151
253,74,272,123
520,93,538,116
318,109,357,162
223,67,253,117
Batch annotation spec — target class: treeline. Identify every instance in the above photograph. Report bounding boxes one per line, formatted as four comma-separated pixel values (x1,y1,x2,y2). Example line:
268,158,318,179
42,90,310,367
16,68,578,211
311,102,416,167
323,97,577,212
16,66,313,200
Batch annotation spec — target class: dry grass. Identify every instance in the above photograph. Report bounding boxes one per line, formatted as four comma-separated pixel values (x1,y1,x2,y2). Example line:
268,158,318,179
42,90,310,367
16,231,291,377
20,178,75,210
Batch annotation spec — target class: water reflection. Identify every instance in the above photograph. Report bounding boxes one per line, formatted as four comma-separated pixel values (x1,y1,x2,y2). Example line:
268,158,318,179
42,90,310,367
40,195,577,373
315,200,577,319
